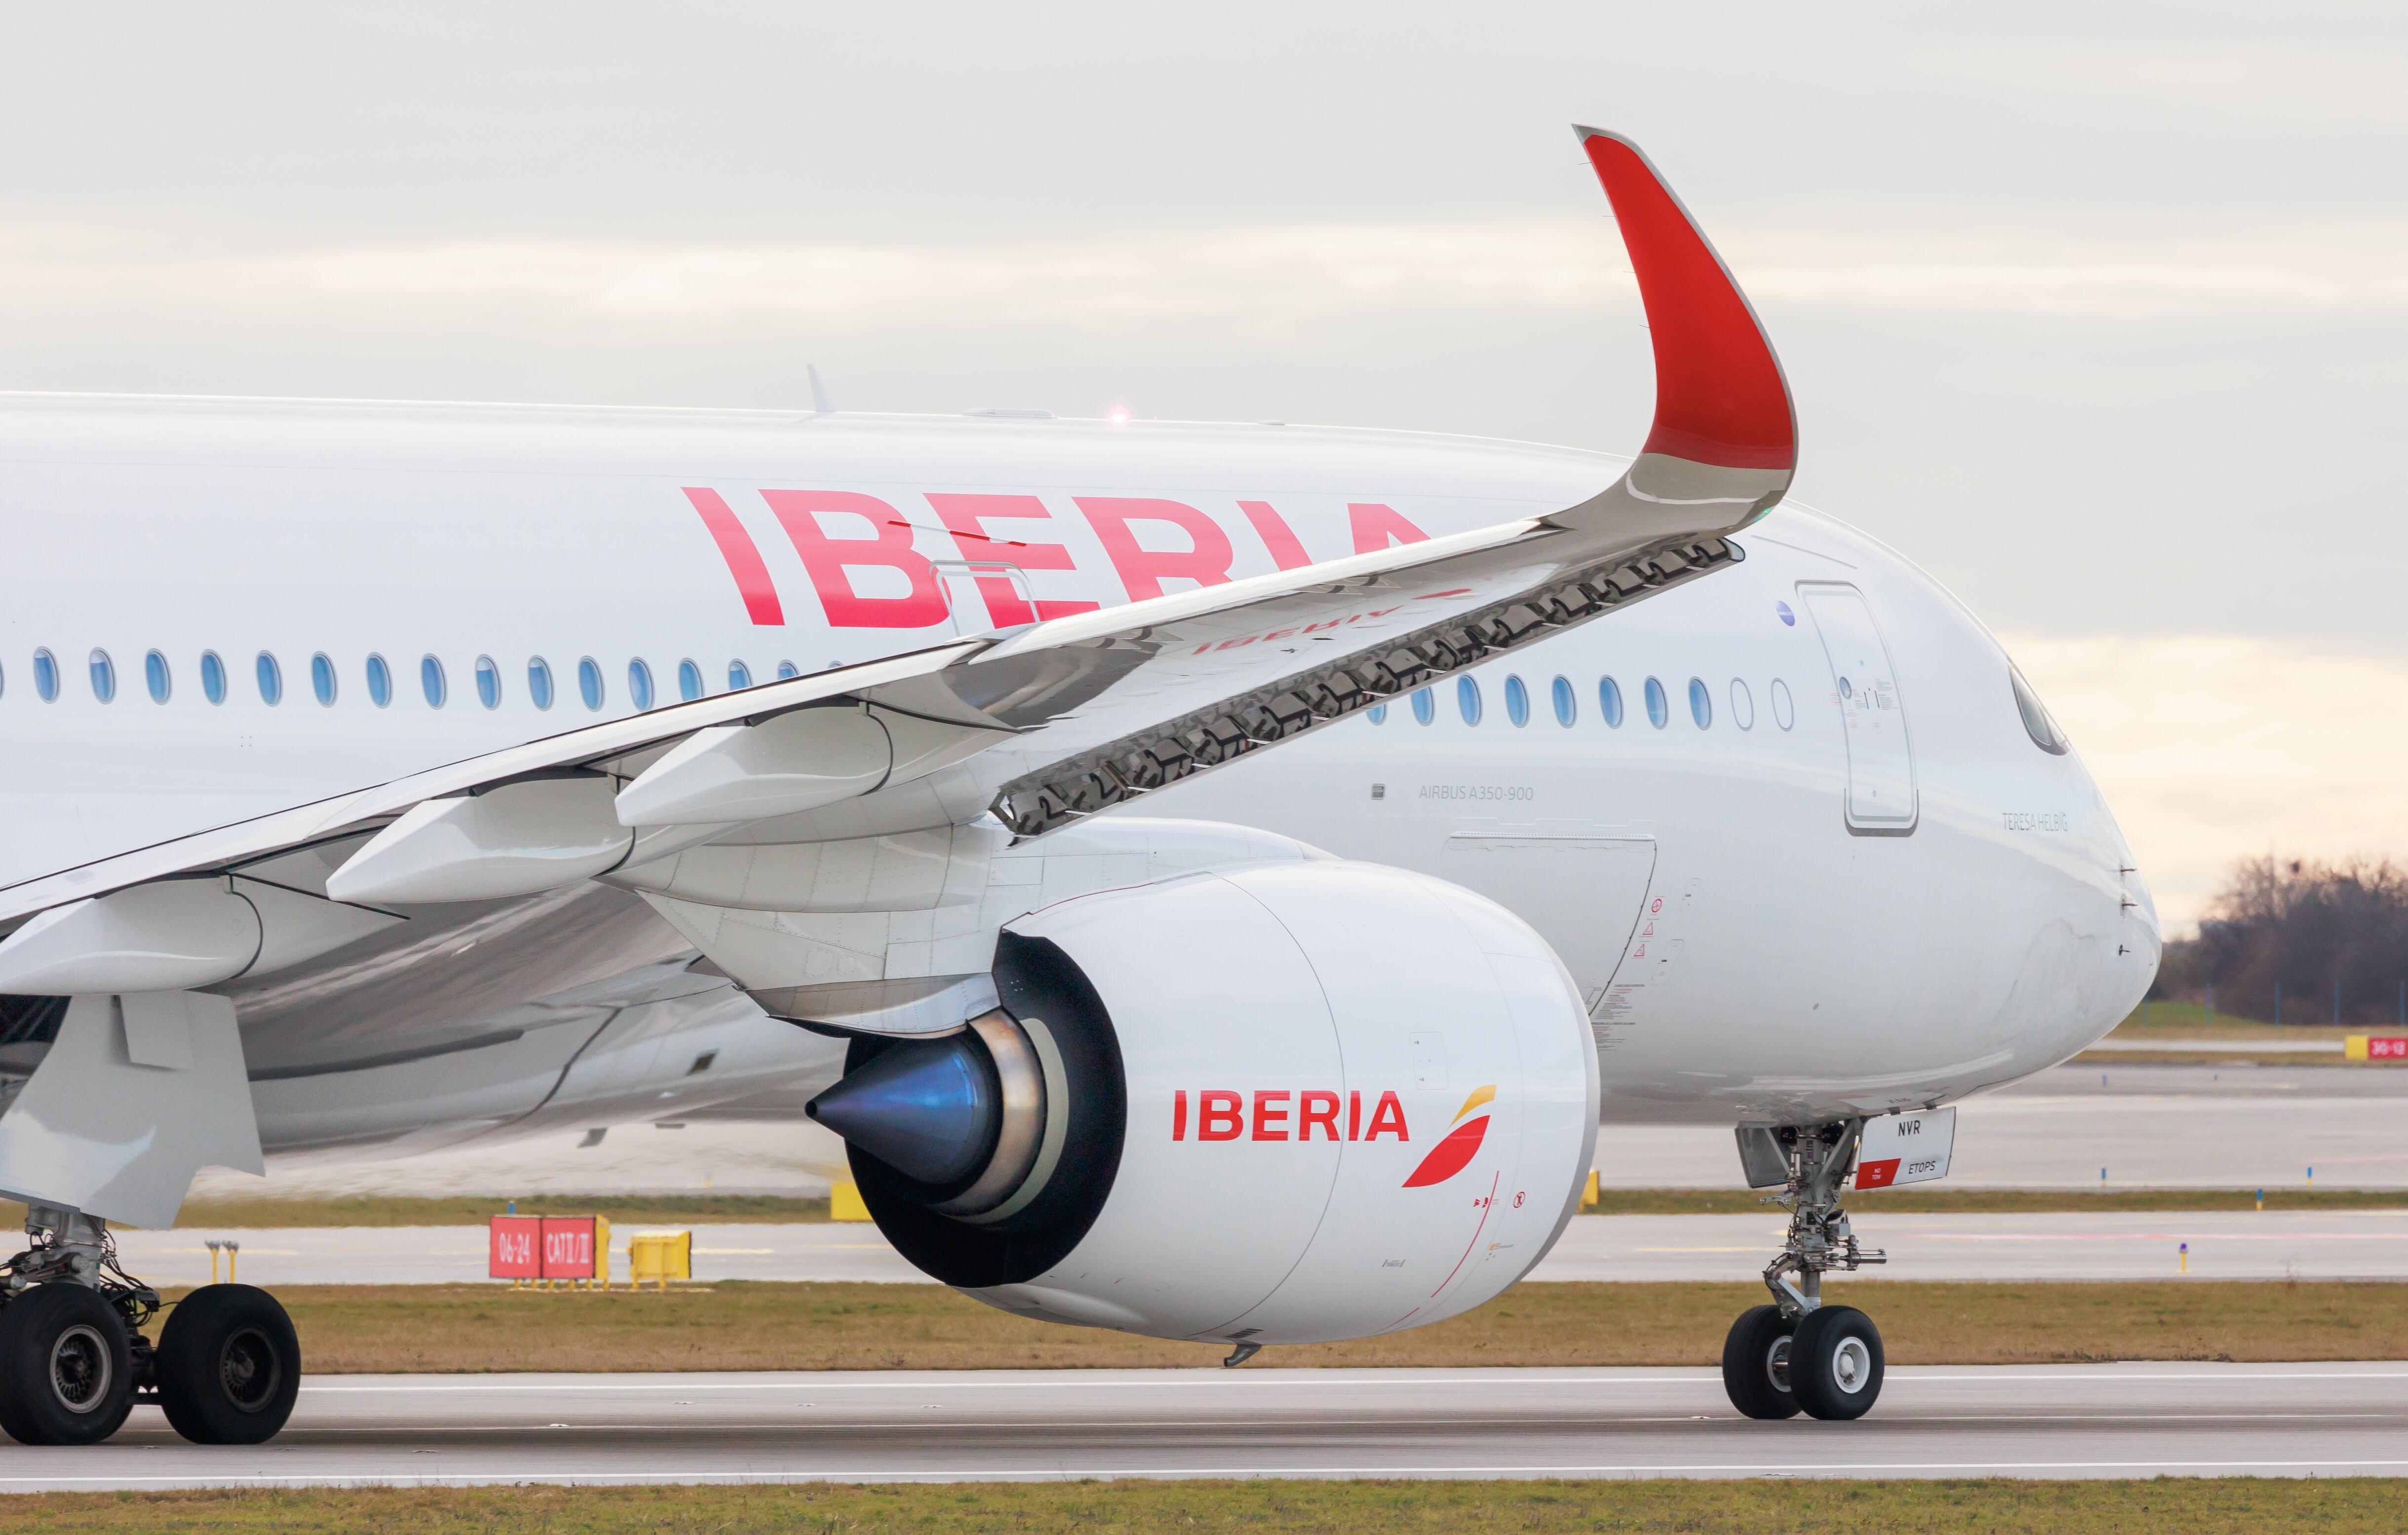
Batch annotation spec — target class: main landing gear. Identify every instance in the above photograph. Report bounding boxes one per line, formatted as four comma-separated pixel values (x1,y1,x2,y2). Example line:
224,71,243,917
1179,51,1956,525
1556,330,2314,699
1720,1119,1888,1422
0,1204,300,1446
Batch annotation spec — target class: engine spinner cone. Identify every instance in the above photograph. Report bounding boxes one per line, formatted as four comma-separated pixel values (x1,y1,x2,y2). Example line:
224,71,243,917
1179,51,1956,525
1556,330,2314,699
806,1033,1001,1188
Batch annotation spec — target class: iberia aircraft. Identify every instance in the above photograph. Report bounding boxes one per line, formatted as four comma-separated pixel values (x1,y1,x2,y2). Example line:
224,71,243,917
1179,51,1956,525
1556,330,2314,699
0,130,2157,1445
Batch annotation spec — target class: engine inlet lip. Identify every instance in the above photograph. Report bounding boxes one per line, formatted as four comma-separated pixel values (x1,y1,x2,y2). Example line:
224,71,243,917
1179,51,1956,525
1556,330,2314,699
929,1009,1046,1216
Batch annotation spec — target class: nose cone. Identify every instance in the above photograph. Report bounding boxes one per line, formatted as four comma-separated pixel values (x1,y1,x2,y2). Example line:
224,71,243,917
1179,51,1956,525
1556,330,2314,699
806,1035,1000,1187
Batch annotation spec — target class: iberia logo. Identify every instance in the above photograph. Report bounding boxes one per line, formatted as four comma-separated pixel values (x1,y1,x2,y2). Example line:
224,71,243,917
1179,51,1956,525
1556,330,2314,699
1402,1085,1495,1188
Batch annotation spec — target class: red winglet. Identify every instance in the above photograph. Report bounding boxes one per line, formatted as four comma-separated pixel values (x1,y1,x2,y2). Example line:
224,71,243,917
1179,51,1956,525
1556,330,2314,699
1576,128,1796,473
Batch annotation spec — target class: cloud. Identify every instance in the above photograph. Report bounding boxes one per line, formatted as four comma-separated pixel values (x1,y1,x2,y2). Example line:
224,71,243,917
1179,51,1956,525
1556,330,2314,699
2005,632,2408,932
3,220,2403,327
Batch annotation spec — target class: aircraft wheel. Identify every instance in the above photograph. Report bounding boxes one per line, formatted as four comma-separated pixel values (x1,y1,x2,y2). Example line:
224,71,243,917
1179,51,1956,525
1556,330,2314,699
1720,1304,1802,1419
156,1284,301,1445
0,1283,137,1445
1791,1305,1884,1421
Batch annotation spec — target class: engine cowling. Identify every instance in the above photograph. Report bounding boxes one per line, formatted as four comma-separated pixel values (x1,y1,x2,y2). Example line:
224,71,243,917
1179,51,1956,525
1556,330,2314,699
809,858,1599,1347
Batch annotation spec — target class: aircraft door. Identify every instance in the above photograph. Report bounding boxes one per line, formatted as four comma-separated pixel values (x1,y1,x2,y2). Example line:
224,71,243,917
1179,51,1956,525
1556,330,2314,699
1437,833,1656,1012
1798,582,1917,833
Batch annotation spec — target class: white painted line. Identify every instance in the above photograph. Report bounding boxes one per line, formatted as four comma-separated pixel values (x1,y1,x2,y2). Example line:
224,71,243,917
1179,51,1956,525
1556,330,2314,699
9,1458,2408,1489
291,1368,2408,1394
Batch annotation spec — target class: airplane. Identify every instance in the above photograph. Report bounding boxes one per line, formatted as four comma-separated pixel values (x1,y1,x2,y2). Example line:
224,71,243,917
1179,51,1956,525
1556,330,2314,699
0,128,2157,1446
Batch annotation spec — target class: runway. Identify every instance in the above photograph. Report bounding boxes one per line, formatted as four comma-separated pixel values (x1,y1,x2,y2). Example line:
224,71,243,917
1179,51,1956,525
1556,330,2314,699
120,1207,2408,1288
1594,1063,2408,1191
5,1364,2406,1489
181,1062,2408,1207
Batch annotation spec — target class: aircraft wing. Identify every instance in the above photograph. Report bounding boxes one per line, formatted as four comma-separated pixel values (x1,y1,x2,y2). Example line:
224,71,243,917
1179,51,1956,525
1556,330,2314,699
0,130,1794,981
821,125,1797,843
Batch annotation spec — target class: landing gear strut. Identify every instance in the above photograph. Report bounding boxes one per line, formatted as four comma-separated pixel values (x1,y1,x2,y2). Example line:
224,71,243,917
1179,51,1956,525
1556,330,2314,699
0,1203,301,1445
1720,1119,1888,1422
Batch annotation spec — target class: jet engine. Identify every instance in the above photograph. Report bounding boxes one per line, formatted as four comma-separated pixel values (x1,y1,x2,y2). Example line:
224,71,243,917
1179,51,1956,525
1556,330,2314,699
805,858,1599,1347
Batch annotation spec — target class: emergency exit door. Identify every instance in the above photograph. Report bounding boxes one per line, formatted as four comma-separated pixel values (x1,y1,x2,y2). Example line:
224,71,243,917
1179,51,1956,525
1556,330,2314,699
1799,583,1917,833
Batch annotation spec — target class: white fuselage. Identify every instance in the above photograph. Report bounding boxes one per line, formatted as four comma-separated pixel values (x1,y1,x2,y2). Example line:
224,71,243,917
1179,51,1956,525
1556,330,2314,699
0,394,2159,1153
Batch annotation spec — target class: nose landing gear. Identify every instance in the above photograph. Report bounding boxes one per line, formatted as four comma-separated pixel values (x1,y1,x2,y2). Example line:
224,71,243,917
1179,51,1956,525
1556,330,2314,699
1720,1118,1888,1421
0,1203,301,1446
1790,1304,1884,1421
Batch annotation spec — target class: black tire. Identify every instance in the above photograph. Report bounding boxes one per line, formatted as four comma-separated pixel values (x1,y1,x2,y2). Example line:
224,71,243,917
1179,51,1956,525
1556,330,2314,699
1791,1305,1884,1421
1720,1304,1801,1420
156,1284,301,1445
0,1284,136,1445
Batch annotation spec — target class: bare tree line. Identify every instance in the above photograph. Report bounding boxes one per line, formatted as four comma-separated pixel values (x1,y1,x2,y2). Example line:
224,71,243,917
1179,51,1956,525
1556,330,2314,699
2154,855,2408,1026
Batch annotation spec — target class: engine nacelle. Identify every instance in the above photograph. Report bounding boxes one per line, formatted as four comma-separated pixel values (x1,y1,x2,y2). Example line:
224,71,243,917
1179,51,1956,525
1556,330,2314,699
813,858,1599,1347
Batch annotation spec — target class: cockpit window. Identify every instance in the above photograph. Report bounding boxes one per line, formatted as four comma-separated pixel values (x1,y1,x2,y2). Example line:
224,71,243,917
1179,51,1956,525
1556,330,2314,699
2010,666,2069,755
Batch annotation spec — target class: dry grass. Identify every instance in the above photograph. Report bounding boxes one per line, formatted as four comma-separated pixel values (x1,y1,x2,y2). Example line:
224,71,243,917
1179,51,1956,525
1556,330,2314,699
1590,1187,2408,1214
2104,1001,2348,1041
225,1279,2408,1374
9,1478,2408,1532
2072,1052,2377,1066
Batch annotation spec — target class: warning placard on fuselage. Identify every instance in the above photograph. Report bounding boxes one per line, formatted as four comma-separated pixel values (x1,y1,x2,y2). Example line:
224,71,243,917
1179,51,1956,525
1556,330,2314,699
1853,1107,1955,1190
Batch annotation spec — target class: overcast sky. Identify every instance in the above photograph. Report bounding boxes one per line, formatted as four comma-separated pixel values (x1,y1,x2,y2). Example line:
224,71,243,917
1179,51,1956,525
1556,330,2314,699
2,3,2399,924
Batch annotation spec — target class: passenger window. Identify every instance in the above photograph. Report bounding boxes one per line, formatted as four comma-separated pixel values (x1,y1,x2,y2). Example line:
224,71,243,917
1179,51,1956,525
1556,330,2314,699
1504,674,1529,727
775,660,800,680
1367,702,1388,725
145,650,171,704
310,652,338,707
1598,675,1623,729
1644,676,1668,729
1729,677,1755,730
1688,676,1712,729
1771,678,1795,730
1552,675,1575,727
578,657,605,711
33,649,57,702
678,659,705,702
629,659,655,711
475,656,502,709
367,654,393,708
1411,686,1435,725
728,660,752,691
2010,666,2070,755
257,652,283,706
200,651,226,705
89,649,116,704
421,655,447,709
1457,675,1482,726
529,657,555,711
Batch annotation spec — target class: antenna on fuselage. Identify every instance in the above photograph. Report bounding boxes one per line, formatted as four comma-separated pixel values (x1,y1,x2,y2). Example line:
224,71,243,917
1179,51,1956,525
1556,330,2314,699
807,364,836,415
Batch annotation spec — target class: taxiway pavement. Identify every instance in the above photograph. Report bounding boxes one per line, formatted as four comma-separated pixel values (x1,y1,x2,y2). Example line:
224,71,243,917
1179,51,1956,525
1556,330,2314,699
1594,1063,2408,1190
122,1207,2408,1288
4,1363,2405,1490
183,1062,2408,1205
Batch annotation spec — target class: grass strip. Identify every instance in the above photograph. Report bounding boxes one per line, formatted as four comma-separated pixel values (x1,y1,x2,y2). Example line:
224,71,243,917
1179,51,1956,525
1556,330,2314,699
1588,1187,2408,1214
218,1279,2408,1374
2105,1001,2351,1041
8,1478,2408,1531
2071,1052,2382,1066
